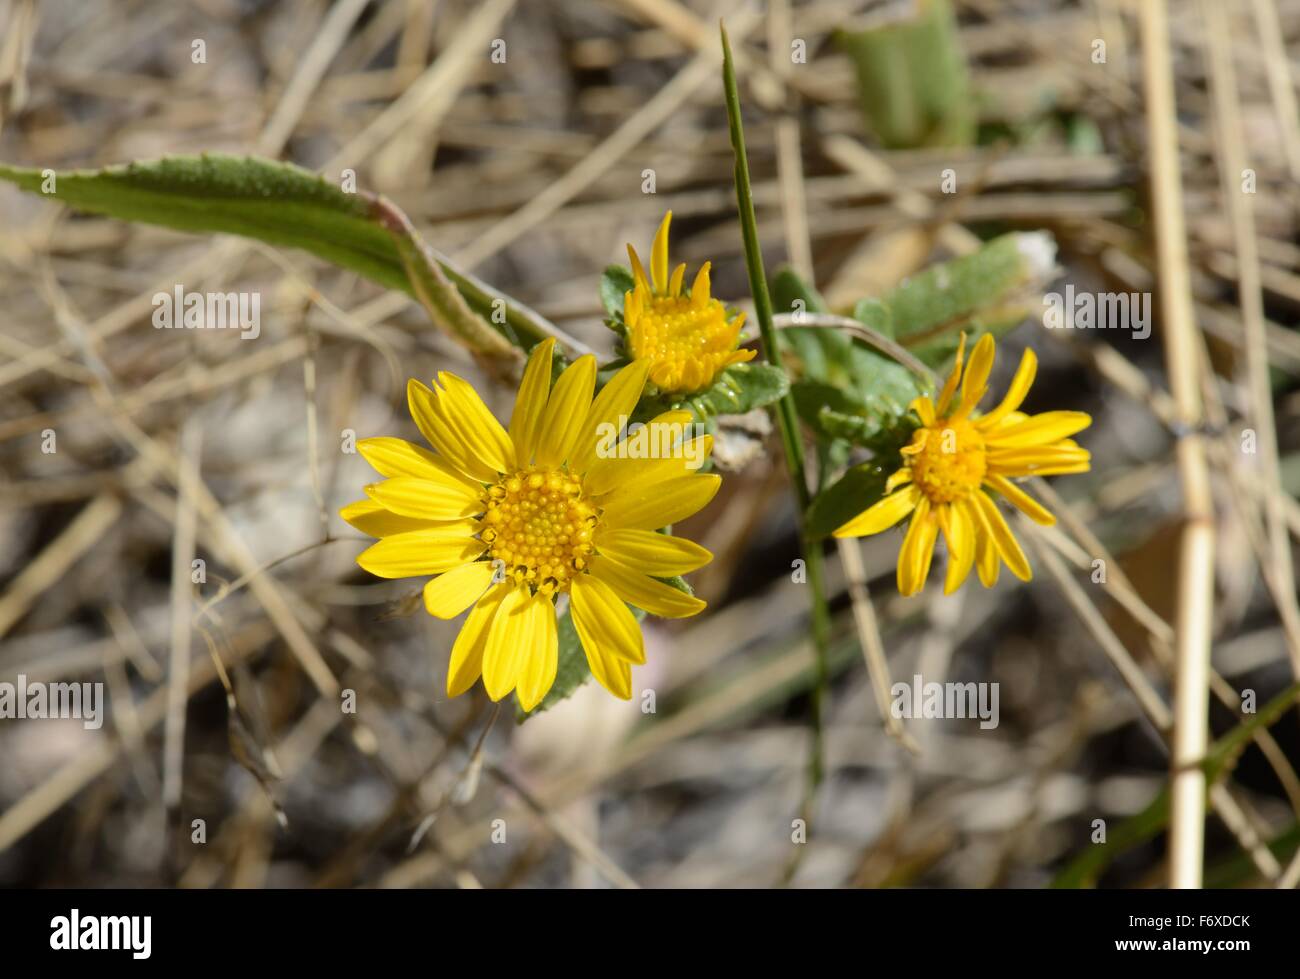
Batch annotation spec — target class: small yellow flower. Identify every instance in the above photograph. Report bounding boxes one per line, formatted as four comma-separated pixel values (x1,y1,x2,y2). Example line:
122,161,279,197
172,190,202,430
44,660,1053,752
834,333,1091,596
624,211,755,395
341,340,720,709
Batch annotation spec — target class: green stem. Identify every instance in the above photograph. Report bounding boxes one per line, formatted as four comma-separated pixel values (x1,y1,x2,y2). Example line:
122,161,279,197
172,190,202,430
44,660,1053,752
721,24,833,806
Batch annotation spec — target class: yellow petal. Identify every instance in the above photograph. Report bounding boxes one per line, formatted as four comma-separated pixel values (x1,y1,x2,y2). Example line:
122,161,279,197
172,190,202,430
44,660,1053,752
624,287,642,326
627,244,650,293
509,338,556,465
985,474,1056,526
690,261,712,304
568,358,651,475
668,262,686,297
365,475,484,521
976,520,1000,588
651,211,671,294
356,528,484,579
598,473,721,531
339,499,443,538
834,484,920,538
423,561,497,619
586,433,711,497
515,593,559,711
596,528,712,576
436,371,515,474
583,410,707,497
939,500,976,595
985,444,1092,477
896,497,937,596
885,468,913,494
447,583,509,697
407,379,497,483
480,584,532,701
589,554,705,619
977,347,1037,429
535,354,597,467
985,410,1092,448
357,437,480,491
971,490,1032,581
935,333,967,415
571,577,639,698
910,396,936,427
955,333,996,416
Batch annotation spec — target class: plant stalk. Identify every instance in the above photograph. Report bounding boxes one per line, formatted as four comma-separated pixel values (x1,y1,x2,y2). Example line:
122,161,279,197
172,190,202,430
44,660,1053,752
721,23,833,804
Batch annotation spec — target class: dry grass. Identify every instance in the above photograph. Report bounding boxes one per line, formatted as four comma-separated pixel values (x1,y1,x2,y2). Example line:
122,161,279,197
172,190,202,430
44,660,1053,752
1,0,1299,889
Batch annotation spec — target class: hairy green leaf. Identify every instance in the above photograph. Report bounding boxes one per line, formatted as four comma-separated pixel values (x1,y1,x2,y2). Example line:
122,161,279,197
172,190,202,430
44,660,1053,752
0,153,558,349
600,264,635,322
805,462,892,540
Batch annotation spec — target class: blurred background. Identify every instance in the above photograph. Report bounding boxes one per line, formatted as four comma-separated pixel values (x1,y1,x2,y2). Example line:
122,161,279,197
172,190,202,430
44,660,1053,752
1,0,1299,888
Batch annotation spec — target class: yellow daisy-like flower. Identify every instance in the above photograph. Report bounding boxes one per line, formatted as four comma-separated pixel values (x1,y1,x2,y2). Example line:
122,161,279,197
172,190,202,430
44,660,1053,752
342,339,720,709
834,333,1091,597
623,211,755,395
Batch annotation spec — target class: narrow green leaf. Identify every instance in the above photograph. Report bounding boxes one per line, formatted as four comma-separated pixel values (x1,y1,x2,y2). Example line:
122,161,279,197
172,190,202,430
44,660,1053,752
0,154,403,285
0,153,558,349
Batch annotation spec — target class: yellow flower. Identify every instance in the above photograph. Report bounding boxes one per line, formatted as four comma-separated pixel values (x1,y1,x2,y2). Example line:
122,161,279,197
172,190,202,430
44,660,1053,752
623,211,755,395
834,333,1091,596
341,339,720,709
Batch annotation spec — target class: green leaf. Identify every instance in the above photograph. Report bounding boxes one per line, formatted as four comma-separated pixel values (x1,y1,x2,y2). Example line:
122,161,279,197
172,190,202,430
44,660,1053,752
0,153,557,349
788,339,920,444
643,362,790,423
600,264,635,321
703,362,790,414
805,462,891,540
885,232,1052,366
1,154,404,283
835,0,974,150
815,406,888,445
852,297,893,337
771,265,830,317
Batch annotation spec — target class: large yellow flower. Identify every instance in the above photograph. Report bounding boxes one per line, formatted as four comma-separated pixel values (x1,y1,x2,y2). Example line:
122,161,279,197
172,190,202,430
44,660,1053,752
834,333,1091,596
624,211,755,395
342,339,719,709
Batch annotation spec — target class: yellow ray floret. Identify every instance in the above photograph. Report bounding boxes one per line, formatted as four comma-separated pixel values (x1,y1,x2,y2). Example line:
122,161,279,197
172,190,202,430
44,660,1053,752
623,211,755,395
834,332,1092,597
342,339,719,709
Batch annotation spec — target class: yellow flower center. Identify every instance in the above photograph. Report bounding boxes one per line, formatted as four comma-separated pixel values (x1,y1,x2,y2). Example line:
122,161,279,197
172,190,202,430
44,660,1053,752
480,467,597,594
908,419,987,503
628,295,738,393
